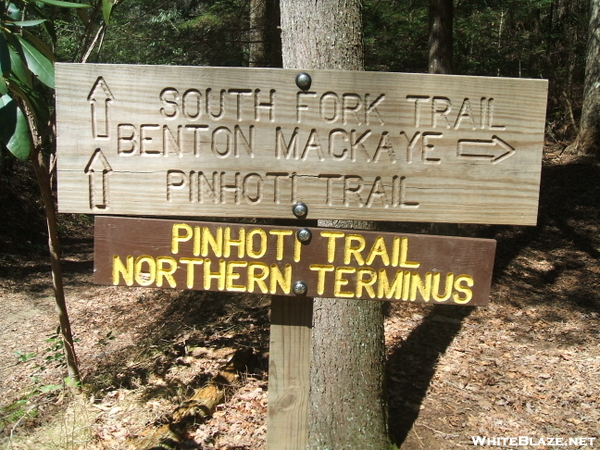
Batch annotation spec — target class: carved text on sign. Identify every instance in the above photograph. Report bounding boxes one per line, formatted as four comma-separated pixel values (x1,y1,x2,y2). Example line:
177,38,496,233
56,65,547,224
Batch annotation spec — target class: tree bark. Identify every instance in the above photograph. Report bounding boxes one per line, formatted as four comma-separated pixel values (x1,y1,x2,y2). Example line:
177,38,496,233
568,0,600,157
429,0,458,236
18,92,81,385
279,2,390,448
249,0,266,67
428,0,453,75
31,148,81,383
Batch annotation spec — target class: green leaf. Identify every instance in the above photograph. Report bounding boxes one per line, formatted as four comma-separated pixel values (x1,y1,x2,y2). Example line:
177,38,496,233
7,75,50,127
0,78,7,95
0,94,12,109
64,376,81,389
12,19,47,27
0,96,31,161
38,384,62,393
7,37,32,86
15,35,54,88
0,33,11,77
22,29,55,62
23,2,58,43
6,3,21,21
102,0,113,24
33,0,91,8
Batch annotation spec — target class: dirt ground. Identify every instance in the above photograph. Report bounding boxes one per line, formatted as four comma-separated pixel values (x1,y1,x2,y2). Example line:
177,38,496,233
0,150,599,449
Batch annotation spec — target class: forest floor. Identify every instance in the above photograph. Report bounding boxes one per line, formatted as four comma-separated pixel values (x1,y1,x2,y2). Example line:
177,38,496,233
0,148,599,449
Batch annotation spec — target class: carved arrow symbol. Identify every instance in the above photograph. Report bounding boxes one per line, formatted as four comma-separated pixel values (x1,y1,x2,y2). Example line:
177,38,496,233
457,136,515,164
84,149,112,210
87,77,114,139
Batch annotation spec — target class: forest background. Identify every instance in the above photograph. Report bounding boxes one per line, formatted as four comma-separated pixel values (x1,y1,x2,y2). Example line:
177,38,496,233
58,0,587,142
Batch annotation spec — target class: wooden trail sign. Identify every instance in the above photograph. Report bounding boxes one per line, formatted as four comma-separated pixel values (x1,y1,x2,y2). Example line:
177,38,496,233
94,216,496,306
56,63,547,225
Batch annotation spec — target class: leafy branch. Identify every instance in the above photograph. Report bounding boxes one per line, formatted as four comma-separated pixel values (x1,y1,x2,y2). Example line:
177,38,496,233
0,0,115,385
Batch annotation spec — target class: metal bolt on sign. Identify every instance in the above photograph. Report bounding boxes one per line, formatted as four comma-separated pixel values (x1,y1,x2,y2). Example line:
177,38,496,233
295,72,312,91
293,280,308,296
296,228,312,243
292,202,308,218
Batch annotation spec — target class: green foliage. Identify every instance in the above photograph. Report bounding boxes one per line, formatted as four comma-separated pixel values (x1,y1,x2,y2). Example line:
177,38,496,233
41,326,78,370
363,0,588,132
14,350,36,362
98,330,116,346
0,0,93,161
0,397,37,427
364,0,429,73
81,0,252,66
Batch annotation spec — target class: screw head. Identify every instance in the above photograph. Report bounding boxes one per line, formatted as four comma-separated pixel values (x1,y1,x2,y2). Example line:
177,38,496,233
293,280,308,296
292,202,308,218
295,72,312,91
296,228,312,243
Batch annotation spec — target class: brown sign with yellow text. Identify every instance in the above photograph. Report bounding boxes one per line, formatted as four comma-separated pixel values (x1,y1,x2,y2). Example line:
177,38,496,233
94,216,496,305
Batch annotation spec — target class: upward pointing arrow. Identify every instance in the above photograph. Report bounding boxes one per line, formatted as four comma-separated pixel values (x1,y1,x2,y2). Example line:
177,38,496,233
88,77,114,139
84,149,113,210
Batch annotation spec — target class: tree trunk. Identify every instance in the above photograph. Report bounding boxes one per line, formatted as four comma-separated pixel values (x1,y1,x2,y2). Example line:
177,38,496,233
429,0,458,236
568,0,600,157
248,0,282,68
31,148,81,383
249,0,266,67
279,2,390,448
428,0,453,75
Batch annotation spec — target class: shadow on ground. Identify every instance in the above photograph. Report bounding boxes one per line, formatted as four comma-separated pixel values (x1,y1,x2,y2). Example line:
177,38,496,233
387,159,600,445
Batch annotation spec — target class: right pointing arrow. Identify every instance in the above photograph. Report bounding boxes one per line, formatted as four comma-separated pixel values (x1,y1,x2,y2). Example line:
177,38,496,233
457,136,515,164
84,149,112,210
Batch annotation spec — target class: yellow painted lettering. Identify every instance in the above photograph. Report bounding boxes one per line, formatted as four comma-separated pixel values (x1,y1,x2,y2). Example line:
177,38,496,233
270,264,292,294
432,272,454,302
247,228,267,258
201,227,223,257
171,223,192,254
294,237,302,262
309,264,334,295
335,267,356,298
224,227,246,258
453,274,474,304
398,237,420,268
344,234,366,265
156,256,177,288
366,236,390,266
193,226,201,256
247,262,269,293
112,255,133,286
321,231,345,263
203,258,226,290
402,270,411,300
135,255,156,286
409,272,432,302
226,261,248,292
356,268,377,298
180,257,203,288
269,229,293,260
377,268,403,299
391,237,399,267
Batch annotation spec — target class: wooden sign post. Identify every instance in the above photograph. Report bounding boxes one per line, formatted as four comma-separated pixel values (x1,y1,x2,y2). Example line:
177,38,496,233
94,216,496,305
56,64,547,225
55,63,547,449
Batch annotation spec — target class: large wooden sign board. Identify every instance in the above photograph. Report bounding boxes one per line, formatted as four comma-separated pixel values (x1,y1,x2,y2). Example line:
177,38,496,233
94,216,496,306
56,64,547,225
